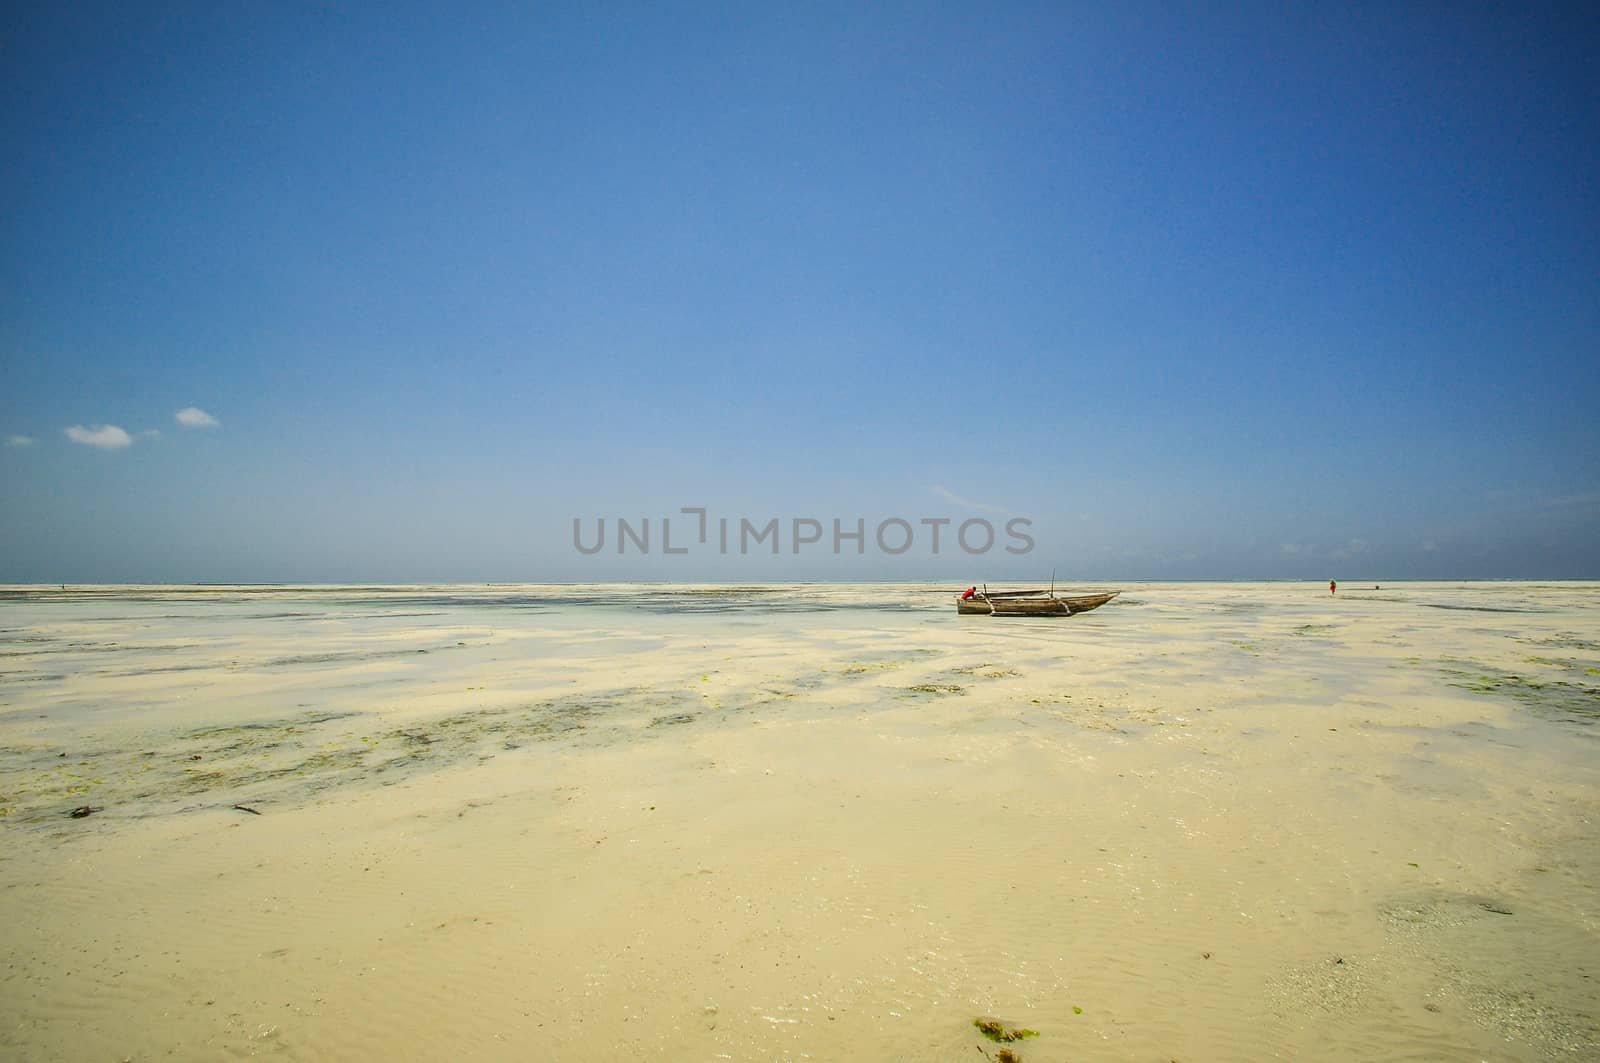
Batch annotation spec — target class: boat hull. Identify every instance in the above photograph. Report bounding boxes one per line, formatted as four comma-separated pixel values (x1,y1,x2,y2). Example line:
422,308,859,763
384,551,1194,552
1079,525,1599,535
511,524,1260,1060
1060,591,1119,614
989,596,1070,616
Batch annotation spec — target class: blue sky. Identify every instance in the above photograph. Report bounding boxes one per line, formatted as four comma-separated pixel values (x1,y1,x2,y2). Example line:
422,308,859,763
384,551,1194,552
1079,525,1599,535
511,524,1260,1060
3,3,1596,581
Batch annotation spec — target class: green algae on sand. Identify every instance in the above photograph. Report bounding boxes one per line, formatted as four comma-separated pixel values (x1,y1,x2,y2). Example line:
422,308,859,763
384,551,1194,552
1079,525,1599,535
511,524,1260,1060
973,1017,1039,1042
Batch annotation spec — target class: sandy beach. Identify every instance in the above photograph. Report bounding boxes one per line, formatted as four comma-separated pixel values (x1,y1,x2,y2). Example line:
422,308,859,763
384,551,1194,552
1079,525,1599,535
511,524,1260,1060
1,582,1596,1061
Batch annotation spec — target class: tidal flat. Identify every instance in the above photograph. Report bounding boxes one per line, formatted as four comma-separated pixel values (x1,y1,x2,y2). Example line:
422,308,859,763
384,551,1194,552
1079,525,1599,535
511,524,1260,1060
1,582,1597,1060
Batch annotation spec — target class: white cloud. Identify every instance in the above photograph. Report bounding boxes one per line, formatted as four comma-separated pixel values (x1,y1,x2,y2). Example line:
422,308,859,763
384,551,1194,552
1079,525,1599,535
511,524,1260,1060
1329,537,1368,561
931,484,1005,513
65,424,132,449
4,434,36,448
175,406,220,428
1537,489,1600,512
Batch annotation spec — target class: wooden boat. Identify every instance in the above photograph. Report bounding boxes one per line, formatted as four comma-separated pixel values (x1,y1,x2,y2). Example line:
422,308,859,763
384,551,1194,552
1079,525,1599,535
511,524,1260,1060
994,590,1119,616
955,589,1119,616
955,588,1043,614
955,588,1040,614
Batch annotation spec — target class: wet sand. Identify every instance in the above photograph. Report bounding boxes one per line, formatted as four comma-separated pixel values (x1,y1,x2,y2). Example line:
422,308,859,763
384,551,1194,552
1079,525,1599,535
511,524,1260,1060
1,582,1597,1060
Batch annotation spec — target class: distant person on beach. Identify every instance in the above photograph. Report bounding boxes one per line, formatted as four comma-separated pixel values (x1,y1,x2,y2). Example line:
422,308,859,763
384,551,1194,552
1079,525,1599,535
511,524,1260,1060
961,586,977,600
1330,580,1337,595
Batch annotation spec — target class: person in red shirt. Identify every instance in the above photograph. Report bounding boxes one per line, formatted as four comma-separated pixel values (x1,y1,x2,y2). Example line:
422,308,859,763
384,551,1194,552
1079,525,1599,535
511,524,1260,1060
1330,580,1337,595
961,586,977,600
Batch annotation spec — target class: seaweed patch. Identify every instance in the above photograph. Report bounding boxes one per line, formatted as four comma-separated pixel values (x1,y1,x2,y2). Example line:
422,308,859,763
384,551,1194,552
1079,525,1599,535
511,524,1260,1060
973,1017,1039,1042
1439,660,1600,722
